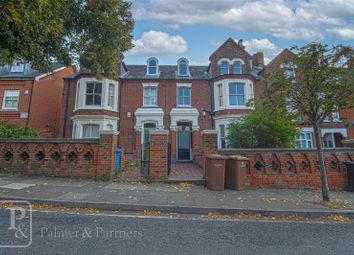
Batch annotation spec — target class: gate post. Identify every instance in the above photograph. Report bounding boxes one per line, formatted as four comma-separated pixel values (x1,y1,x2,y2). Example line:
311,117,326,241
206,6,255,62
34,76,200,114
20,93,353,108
149,130,169,180
201,130,218,175
97,130,119,178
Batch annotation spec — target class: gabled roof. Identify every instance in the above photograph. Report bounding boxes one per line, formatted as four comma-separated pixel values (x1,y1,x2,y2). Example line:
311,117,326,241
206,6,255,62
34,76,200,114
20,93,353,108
0,63,67,80
266,48,295,68
121,65,210,80
209,38,251,60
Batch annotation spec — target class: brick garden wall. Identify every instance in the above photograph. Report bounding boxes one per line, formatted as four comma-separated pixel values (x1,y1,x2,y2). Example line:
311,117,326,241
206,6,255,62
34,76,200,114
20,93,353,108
219,148,354,190
0,131,118,179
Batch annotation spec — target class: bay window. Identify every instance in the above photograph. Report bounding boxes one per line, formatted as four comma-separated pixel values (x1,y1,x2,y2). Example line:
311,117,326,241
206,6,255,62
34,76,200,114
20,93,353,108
218,84,224,107
229,83,245,106
296,132,313,148
85,82,102,106
82,124,100,138
108,83,115,108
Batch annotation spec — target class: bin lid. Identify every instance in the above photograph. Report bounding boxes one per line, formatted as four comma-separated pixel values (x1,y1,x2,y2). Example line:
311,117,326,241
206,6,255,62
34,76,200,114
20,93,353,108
206,154,228,160
228,155,249,161
344,161,354,165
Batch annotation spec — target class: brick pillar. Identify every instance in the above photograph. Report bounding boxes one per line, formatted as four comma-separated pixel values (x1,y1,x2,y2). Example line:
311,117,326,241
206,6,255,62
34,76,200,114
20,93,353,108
149,130,169,180
97,130,118,178
201,130,218,174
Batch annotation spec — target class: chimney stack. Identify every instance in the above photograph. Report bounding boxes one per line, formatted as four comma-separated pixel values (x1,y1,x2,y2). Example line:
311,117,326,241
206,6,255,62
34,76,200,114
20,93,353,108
252,52,264,67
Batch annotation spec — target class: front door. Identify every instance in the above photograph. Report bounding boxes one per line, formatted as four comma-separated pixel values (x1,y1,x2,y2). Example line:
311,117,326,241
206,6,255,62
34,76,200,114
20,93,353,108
177,122,192,161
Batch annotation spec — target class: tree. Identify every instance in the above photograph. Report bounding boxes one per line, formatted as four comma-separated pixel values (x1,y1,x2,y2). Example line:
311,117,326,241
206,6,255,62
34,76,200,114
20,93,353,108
227,100,299,148
0,121,38,138
0,0,134,78
264,43,354,201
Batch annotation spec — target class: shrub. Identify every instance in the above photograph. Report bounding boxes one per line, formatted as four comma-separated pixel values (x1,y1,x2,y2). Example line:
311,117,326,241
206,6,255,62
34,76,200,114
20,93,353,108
0,121,38,138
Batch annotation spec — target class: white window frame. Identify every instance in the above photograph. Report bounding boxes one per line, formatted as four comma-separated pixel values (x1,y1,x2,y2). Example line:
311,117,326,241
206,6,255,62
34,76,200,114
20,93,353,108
323,133,335,148
228,83,246,106
85,81,103,107
219,124,227,149
143,83,158,107
108,83,115,108
2,90,20,110
177,84,191,107
296,132,313,148
218,84,224,108
177,58,189,76
220,61,229,75
232,61,242,74
82,124,100,138
147,57,159,75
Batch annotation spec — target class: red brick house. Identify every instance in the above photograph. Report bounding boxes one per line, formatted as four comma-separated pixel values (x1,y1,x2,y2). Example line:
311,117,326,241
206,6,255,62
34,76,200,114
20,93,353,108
0,63,76,137
266,48,353,149
60,38,264,164
60,38,353,166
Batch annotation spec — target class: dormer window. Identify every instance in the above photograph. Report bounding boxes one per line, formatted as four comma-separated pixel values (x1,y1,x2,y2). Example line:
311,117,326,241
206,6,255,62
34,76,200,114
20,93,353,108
147,57,158,75
232,61,242,74
220,61,229,75
11,62,25,73
178,58,189,76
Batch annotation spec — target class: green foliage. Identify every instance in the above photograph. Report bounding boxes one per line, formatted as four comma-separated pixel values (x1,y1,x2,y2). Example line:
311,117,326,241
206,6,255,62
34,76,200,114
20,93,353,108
0,0,134,78
0,121,38,138
264,43,354,126
227,101,299,148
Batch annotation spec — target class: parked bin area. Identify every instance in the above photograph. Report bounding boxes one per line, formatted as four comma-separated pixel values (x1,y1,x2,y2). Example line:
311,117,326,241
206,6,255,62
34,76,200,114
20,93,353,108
344,161,354,192
225,155,248,191
205,154,228,191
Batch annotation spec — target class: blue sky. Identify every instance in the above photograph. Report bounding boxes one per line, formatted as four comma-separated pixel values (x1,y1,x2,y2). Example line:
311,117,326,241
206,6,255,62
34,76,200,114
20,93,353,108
124,0,354,65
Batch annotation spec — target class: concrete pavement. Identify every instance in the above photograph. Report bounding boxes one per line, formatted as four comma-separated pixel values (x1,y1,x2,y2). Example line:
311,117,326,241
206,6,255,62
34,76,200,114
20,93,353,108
0,174,354,218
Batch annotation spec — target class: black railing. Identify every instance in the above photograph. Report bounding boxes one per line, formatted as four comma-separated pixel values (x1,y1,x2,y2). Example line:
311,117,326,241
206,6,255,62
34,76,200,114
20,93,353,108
140,142,150,177
168,143,172,176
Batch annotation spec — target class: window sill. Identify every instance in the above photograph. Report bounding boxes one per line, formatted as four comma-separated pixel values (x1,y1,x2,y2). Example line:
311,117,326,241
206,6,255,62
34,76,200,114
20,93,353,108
0,108,18,112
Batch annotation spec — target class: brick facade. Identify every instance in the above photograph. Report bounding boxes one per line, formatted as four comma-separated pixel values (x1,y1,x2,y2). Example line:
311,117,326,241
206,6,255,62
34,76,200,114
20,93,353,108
0,65,76,137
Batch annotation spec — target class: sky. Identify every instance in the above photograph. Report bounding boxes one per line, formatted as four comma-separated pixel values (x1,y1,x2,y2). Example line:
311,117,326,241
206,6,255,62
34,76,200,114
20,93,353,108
124,0,354,66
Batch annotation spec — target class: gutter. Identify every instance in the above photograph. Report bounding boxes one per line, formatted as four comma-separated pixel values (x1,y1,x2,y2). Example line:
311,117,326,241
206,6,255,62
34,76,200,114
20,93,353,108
26,80,35,126
62,81,71,138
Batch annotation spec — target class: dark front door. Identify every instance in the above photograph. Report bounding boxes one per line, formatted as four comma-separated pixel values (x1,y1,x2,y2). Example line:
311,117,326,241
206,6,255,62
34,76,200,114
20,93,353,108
177,123,191,161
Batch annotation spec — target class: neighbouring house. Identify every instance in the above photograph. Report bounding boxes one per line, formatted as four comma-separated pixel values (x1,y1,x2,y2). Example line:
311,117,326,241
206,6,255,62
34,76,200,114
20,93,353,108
59,38,354,165
0,62,76,137
265,49,354,149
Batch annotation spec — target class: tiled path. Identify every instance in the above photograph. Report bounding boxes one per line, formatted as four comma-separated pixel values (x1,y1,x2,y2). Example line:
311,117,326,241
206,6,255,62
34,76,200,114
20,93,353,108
119,162,203,180
169,162,203,179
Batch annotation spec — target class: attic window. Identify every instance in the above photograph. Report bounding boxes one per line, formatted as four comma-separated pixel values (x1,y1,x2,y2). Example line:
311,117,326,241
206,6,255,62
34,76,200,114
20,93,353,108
232,61,242,74
220,61,229,75
147,57,158,75
178,58,189,76
11,62,25,73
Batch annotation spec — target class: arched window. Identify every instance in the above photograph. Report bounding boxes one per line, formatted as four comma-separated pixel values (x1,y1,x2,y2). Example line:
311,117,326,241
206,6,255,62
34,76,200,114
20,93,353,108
220,61,229,75
178,58,189,76
232,61,242,74
147,57,158,75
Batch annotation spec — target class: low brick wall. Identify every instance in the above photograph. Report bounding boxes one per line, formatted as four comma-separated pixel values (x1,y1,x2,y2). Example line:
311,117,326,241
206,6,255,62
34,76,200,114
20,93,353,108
0,131,118,178
219,148,354,190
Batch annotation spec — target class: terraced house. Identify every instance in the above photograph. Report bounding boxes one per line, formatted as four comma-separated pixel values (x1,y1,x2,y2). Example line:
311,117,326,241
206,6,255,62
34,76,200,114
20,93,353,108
59,38,354,168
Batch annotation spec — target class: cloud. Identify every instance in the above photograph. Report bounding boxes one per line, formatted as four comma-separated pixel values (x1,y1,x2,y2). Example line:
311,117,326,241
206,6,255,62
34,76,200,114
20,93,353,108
127,31,188,56
243,38,282,63
132,0,354,41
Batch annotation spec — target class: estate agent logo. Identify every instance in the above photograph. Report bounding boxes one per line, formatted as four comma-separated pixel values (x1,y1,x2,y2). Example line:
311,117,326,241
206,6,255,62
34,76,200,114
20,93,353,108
0,200,32,248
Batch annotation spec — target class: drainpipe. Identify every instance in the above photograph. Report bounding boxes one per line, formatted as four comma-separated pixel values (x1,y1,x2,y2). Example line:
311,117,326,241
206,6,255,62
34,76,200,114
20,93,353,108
62,80,71,138
117,79,123,146
208,79,215,130
26,80,35,126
